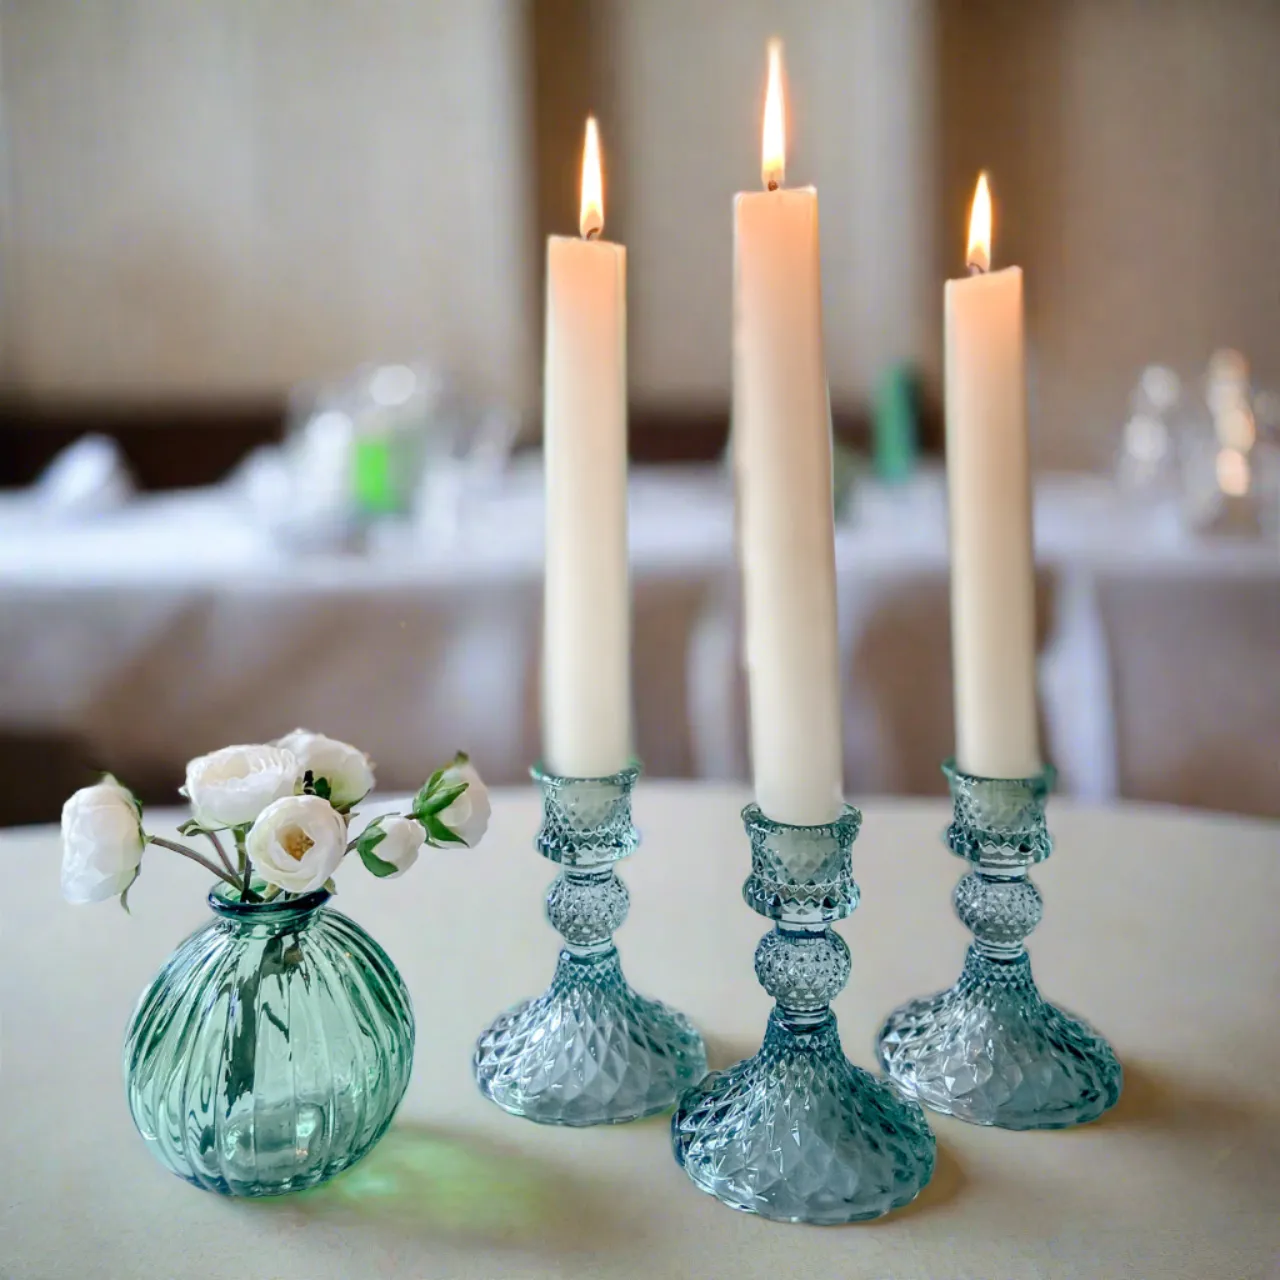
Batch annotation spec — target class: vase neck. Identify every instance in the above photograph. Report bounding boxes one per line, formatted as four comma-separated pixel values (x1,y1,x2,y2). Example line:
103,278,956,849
207,884,330,935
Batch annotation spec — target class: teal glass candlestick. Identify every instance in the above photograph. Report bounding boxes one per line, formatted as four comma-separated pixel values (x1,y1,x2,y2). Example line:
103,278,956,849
473,764,707,1125
672,804,936,1224
876,761,1123,1129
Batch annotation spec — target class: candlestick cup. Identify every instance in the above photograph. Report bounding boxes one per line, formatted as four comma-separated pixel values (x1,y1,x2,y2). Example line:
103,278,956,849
876,761,1122,1129
473,765,707,1125
672,803,936,1224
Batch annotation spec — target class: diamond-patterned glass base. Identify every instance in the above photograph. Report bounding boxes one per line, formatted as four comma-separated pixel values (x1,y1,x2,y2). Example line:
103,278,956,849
474,948,708,1126
673,1011,936,1224
877,946,1122,1130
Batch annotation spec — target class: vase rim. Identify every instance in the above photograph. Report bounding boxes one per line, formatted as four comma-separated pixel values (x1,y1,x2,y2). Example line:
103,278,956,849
207,882,331,920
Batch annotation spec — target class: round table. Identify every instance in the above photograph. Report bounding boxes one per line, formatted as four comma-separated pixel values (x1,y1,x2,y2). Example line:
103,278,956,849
2,786,1277,1278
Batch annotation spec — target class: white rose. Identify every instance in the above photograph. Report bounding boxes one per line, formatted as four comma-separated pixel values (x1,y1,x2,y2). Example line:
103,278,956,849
365,816,425,879
274,729,374,809
61,776,145,904
436,757,491,847
246,795,347,894
183,744,299,829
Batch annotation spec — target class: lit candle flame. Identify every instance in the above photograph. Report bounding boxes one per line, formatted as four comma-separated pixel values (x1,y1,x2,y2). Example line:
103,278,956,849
762,39,785,191
580,116,604,239
967,171,992,273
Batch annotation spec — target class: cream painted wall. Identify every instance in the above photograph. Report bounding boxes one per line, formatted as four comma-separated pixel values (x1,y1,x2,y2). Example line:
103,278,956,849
943,0,1280,467
0,0,536,413
2,1,1277,471
597,0,938,411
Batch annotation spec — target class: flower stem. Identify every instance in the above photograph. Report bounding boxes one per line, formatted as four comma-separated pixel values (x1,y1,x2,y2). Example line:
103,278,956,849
202,829,235,876
235,829,253,901
147,836,244,892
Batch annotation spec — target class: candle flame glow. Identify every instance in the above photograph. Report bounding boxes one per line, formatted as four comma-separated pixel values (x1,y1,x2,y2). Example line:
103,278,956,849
580,116,604,239
967,171,992,273
762,39,785,191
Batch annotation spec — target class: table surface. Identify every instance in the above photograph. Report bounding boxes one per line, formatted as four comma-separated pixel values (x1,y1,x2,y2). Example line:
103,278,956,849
2,786,1278,1279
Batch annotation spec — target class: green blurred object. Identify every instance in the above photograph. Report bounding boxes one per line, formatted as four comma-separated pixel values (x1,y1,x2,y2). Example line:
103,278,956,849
832,441,866,521
353,435,400,514
873,362,920,484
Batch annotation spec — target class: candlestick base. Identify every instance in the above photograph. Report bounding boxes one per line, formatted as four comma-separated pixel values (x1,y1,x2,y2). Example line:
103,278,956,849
472,765,706,1126
671,805,935,1224
875,761,1122,1130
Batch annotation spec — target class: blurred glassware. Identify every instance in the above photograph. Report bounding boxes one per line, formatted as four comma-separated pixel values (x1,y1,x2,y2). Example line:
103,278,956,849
33,434,135,518
1114,364,1183,499
249,361,517,555
411,407,520,547
1178,350,1279,540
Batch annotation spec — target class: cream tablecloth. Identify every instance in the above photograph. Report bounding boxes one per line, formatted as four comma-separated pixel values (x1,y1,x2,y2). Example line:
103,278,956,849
1,463,1277,815
1,786,1277,1278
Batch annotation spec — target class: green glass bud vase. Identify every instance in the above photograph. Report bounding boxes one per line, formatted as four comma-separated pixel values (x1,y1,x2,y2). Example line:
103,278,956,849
123,884,414,1196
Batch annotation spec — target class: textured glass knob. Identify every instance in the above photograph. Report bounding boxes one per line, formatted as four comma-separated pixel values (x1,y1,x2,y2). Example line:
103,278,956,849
953,872,1043,958
545,868,630,951
754,927,851,1014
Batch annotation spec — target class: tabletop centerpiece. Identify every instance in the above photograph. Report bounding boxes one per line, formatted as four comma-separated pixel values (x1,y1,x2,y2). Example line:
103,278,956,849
471,117,707,1125
670,43,936,1223
875,175,1123,1128
61,731,490,1196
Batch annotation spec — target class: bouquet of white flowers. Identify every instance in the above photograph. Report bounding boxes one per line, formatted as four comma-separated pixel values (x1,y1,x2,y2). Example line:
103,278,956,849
60,729,490,908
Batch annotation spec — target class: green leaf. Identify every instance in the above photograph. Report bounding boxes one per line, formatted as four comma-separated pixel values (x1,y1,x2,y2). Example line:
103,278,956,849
355,820,387,856
313,776,332,803
119,865,140,914
416,781,468,819
359,846,400,877
176,818,203,836
416,768,444,806
420,811,467,846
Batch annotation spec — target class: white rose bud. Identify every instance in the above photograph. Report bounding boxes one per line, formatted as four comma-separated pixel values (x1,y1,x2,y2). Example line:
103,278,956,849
436,757,491,848
183,744,298,829
61,776,145,904
274,729,374,809
246,795,347,895
359,816,425,879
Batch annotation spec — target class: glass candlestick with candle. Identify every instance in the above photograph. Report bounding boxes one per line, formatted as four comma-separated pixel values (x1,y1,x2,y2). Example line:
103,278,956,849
473,765,707,1125
672,802,936,1223
875,761,1123,1129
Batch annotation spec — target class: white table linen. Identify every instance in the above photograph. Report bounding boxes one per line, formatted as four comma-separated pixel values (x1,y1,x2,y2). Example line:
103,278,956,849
1,787,1277,1278
0,463,1276,813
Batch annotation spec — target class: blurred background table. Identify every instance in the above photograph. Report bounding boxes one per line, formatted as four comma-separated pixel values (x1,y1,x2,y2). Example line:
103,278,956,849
2,462,1277,821
2,785,1277,1279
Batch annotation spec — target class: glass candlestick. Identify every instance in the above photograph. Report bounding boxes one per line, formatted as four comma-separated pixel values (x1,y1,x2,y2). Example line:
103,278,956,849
876,761,1123,1129
473,764,707,1126
672,804,936,1224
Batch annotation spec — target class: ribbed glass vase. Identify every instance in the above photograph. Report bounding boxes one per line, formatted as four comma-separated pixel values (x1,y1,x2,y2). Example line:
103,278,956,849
123,884,414,1196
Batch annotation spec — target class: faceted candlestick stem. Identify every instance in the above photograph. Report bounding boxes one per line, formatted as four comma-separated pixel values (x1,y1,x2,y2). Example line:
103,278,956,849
473,765,706,1126
876,761,1123,1129
672,805,936,1224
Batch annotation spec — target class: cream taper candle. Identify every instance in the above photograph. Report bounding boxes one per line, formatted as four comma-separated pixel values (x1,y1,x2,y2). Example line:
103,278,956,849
542,118,631,777
733,42,844,825
944,173,1040,778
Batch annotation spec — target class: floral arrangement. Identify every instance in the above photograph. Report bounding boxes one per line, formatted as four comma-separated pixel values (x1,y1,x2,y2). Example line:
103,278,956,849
60,729,490,907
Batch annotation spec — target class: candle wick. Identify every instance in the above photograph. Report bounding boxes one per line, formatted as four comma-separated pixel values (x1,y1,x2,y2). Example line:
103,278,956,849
585,227,601,241
967,261,986,276
767,180,779,193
